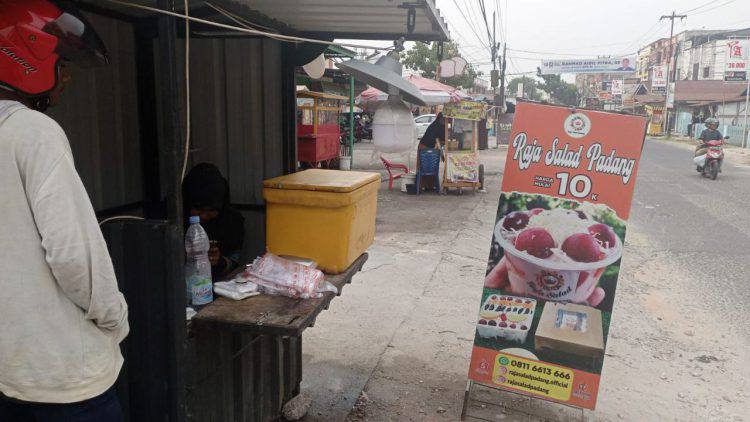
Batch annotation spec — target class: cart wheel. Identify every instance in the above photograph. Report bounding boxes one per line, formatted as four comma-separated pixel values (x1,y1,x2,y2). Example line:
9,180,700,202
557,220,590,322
458,187,464,195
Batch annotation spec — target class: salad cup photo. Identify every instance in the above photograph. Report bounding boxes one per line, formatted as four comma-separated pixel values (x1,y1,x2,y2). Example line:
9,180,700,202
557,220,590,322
485,192,626,312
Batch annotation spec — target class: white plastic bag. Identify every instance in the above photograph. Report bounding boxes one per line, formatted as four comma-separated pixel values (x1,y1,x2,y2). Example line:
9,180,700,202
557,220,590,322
693,154,707,167
213,280,260,301
243,253,335,299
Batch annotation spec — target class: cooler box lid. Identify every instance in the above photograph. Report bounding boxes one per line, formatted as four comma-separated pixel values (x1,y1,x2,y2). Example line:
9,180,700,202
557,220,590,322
263,169,380,193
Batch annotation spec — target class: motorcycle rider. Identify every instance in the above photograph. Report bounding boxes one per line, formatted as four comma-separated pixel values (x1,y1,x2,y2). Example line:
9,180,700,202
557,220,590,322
695,117,723,172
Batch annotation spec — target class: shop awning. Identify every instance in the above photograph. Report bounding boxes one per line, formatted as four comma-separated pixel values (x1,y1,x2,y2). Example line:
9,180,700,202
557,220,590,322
92,1,449,42
674,80,748,103
224,0,450,41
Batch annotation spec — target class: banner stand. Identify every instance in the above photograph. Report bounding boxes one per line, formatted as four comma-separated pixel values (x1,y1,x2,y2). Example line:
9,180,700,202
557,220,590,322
463,102,647,417
460,380,589,421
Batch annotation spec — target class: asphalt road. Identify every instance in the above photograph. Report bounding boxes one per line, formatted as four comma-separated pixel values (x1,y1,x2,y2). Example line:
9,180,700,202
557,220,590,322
630,139,750,337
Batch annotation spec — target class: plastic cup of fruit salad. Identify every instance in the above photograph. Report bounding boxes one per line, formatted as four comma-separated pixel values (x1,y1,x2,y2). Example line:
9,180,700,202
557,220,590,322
493,207,622,304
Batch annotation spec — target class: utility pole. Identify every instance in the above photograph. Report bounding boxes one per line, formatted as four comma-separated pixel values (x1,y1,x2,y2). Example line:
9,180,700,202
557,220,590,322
660,11,686,137
499,43,507,110
491,12,497,74
744,65,749,147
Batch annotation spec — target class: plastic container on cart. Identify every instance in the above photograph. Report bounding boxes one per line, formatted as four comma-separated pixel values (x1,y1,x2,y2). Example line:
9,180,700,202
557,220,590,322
263,169,380,274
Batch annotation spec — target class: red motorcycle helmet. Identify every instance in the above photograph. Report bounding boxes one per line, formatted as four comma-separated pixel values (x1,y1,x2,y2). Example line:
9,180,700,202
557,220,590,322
0,0,108,109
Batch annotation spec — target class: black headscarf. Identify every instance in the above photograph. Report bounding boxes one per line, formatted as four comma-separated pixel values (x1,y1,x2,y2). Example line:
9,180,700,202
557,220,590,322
419,112,445,149
182,163,245,261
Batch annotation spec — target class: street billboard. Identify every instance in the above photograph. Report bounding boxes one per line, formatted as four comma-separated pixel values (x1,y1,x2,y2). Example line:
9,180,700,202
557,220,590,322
724,40,749,82
540,57,635,74
466,102,647,410
651,65,667,94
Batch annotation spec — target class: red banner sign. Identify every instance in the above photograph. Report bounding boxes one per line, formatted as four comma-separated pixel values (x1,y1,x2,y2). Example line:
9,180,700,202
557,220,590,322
467,102,647,410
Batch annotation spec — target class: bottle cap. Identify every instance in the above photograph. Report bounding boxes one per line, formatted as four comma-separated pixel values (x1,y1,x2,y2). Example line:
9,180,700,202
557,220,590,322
189,216,200,224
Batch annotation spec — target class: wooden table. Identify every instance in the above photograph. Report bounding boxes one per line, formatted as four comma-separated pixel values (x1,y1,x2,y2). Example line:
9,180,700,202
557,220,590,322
187,254,368,422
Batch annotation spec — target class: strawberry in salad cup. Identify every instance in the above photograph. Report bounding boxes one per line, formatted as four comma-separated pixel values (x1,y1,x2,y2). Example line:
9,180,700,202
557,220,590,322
489,207,622,306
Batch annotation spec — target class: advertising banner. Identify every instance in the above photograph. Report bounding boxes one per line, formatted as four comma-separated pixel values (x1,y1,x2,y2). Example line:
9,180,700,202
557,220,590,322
540,57,636,75
497,113,515,145
444,100,485,121
446,152,480,182
610,79,624,96
724,40,749,82
666,82,675,109
651,66,667,93
467,102,647,410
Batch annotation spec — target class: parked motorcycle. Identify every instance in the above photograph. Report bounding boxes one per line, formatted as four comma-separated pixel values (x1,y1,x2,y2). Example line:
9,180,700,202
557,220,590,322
694,136,728,180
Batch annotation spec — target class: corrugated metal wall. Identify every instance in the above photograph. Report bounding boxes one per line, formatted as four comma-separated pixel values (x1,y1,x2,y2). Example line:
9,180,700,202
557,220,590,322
181,38,286,206
47,11,292,259
47,13,144,212
179,37,290,259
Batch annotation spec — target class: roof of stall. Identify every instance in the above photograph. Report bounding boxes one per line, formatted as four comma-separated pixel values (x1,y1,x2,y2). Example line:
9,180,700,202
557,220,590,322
90,0,450,42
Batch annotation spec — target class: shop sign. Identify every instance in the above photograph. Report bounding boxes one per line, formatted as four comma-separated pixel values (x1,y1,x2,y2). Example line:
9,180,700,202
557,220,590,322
444,100,485,121
651,65,667,91
466,102,647,410
497,113,515,145
540,57,636,74
610,79,623,96
666,82,675,109
724,40,749,82
446,152,479,182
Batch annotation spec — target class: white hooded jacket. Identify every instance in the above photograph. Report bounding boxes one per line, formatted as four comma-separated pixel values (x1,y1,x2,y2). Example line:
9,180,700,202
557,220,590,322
0,100,129,403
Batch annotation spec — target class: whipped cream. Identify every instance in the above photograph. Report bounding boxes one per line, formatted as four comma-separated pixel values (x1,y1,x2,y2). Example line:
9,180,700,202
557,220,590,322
527,209,591,246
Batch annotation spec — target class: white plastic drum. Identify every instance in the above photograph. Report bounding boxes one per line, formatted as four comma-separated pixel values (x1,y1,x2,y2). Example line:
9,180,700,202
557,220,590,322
372,97,417,154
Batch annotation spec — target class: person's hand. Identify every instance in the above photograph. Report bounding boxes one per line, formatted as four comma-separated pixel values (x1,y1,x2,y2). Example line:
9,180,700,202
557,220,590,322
208,242,221,266
484,257,510,289
484,257,606,307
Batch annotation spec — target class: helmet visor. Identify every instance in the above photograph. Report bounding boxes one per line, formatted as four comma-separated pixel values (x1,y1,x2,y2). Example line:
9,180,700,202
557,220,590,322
42,2,108,68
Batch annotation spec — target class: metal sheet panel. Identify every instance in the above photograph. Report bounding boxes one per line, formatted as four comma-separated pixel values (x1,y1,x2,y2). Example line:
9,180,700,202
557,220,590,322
48,12,145,212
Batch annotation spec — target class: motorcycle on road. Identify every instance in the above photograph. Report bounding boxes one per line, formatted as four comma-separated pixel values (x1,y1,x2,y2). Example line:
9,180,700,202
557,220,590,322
694,137,728,180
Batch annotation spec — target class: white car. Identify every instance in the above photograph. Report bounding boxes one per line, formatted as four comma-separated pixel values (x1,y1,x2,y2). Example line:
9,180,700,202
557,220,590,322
415,114,436,139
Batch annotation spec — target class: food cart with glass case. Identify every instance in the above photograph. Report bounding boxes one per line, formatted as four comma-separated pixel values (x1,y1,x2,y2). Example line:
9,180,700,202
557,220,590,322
297,91,348,167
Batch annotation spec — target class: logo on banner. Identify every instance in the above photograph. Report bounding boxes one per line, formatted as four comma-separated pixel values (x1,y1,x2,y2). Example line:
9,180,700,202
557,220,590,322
564,113,591,138
728,40,744,59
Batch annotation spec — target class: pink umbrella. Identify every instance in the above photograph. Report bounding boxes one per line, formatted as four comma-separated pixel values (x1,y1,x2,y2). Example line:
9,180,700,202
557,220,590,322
357,75,468,106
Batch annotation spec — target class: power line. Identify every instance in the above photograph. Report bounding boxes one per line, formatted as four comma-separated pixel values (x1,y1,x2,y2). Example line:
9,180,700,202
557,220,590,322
451,0,490,51
507,48,599,57
680,0,722,14
688,0,737,16
465,0,493,55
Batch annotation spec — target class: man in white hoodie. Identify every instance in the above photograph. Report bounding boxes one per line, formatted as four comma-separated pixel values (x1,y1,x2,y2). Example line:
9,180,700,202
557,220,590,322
0,1,129,420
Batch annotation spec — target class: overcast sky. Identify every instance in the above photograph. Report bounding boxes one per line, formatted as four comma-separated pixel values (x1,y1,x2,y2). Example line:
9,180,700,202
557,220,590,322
436,0,750,79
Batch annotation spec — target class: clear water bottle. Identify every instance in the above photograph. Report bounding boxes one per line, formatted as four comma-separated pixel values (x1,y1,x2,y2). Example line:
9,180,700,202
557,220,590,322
185,216,213,306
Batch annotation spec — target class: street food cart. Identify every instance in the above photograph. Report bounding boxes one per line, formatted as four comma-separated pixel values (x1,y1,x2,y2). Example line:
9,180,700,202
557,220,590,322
645,104,665,135
297,91,349,167
441,100,486,194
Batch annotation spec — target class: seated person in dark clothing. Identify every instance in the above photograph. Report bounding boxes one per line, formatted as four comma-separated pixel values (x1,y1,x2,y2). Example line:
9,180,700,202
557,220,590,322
183,163,245,277
418,112,445,149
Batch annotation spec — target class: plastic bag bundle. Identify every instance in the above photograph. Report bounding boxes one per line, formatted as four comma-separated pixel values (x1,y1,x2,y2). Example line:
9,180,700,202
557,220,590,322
693,154,707,167
214,280,260,301
244,253,338,299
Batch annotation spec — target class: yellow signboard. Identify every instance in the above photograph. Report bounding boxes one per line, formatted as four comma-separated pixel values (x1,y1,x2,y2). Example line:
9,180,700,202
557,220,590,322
443,100,485,121
492,353,574,402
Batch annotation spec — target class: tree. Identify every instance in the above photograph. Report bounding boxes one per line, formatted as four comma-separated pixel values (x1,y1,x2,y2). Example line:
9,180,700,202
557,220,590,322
538,74,579,106
400,42,479,89
506,76,544,101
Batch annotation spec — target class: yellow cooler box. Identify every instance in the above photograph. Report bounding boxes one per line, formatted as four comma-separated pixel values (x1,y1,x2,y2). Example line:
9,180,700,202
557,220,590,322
263,169,380,274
